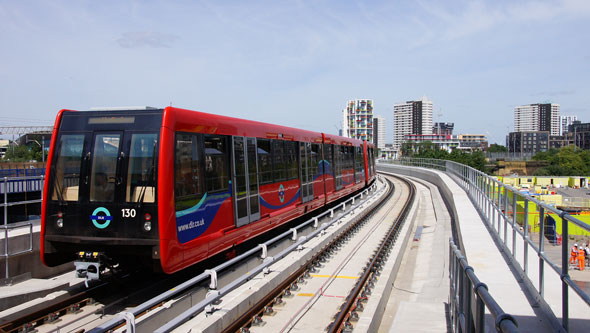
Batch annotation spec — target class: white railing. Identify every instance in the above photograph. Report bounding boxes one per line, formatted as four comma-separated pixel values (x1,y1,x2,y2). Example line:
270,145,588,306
91,181,382,333
392,158,590,332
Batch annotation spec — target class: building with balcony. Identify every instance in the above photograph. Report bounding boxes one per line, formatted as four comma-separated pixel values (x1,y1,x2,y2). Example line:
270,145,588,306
514,103,560,136
342,99,373,142
393,97,433,153
561,115,577,136
549,135,569,149
457,134,488,151
403,134,459,152
433,122,454,135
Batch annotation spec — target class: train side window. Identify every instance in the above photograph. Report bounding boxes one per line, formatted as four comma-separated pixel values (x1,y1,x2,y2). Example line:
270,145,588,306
272,140,286,182
127,133,158,203
311,143,321,177
324,144,333,175
204,135,229,192
174,133,203,212
345,146,351,170
257,139,273,184
285,141,298,180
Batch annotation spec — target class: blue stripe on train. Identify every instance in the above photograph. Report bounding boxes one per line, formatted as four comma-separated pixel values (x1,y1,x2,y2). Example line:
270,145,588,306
175,189,231,244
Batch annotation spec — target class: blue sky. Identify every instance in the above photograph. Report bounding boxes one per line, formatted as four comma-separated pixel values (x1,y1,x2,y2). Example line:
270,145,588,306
1,0,589,144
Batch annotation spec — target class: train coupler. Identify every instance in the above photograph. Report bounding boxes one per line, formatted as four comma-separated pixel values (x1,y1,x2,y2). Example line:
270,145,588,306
74,251,108,287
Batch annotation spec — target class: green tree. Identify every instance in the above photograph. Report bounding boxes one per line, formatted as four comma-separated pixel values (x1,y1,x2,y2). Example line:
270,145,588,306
487,143,508,153
3,143,44,162
401,142,414,157
532,146,590,176
532,148,559,161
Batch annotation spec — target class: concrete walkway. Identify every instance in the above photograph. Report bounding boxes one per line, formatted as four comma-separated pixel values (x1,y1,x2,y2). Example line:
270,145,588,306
379,176,452,332
378,165,556,332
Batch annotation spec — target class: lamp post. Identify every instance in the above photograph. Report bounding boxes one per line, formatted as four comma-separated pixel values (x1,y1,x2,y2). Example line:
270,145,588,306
26,137,44,164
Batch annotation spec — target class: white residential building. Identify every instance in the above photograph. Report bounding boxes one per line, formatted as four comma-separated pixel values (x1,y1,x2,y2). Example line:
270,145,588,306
373,115,386,150
393,96,433,152
560,115,578,135
342,99,373,142
514,103,560,136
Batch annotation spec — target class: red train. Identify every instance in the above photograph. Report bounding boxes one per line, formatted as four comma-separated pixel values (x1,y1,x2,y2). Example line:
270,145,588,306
41,107,375,278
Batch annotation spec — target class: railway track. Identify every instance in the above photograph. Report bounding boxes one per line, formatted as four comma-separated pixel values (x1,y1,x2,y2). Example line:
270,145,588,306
1,181,387,333
2,175,412,333
216,174,415,333
0,268,181,333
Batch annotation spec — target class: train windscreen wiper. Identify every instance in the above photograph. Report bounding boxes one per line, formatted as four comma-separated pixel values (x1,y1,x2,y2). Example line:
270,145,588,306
136,141,157,208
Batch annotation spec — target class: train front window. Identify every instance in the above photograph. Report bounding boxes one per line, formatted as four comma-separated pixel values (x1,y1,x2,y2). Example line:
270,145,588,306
90,134,120,202
126,133,157,203
51,134,85,201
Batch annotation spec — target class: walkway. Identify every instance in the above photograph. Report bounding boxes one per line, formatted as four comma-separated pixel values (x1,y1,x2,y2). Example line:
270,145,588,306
377,164,590,332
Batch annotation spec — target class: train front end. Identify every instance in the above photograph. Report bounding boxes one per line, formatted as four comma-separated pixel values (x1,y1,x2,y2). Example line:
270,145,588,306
41,109,163,280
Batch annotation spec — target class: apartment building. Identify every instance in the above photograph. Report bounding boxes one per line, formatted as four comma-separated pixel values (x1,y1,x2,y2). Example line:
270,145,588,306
393,97,433,152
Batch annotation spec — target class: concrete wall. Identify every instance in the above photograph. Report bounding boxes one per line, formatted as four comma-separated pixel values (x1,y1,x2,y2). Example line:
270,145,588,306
0,221,72,282
377,163,465,252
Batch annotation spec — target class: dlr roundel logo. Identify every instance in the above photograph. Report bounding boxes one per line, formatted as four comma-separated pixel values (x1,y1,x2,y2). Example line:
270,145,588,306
91,207,113,229
278,184,285,203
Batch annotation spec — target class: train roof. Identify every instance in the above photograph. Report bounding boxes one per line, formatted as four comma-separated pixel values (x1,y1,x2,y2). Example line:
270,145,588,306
322,133,365,147
56,107,364,146
164,107,351,144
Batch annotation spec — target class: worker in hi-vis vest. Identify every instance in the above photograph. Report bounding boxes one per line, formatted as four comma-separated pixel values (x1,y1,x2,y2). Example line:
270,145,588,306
578,246,586,271
571,244,578,265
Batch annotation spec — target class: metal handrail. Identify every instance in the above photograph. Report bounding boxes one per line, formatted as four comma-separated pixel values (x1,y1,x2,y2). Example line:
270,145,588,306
391,158,590,331
1,175,44,284
0,168,46,178
1,221,34,284
449,238,518,332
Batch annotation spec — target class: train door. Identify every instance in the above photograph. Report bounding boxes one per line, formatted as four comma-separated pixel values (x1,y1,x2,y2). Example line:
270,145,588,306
300,142,314,203
88,132,123,207
232,137,260,227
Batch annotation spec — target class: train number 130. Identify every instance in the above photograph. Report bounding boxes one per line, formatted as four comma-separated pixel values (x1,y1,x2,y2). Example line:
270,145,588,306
121,208,137,218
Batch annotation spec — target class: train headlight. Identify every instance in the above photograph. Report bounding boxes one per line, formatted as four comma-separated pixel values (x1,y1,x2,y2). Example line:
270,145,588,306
56,218,64,228
143,221,152,232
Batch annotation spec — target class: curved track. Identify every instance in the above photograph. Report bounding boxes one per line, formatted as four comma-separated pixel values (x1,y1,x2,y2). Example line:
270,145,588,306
214,174,415,333
1,175,414,333
1,183,383,333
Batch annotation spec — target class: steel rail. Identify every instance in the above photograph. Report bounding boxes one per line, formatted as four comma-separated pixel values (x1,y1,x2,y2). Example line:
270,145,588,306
154,181,385,333
90,182,380,333
329,174,415,333
0,283,105,333
220,177,395,333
